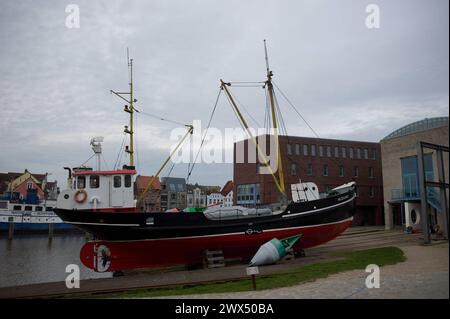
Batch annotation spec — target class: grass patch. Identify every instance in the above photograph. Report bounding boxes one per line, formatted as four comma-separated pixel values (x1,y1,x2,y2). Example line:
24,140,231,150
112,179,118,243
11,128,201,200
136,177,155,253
82,246,406,299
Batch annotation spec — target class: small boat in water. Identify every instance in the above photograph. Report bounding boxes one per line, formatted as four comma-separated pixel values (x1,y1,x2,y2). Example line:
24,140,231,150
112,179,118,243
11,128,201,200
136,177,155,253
54,46,356,272
0,199,73,232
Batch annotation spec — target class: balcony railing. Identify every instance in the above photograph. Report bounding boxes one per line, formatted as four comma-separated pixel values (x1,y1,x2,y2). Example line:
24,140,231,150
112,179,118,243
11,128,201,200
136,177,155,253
391,188,441,212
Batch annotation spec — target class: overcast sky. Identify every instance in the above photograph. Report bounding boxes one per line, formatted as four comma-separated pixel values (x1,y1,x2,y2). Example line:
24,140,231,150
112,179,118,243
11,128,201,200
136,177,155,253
0,0,448,187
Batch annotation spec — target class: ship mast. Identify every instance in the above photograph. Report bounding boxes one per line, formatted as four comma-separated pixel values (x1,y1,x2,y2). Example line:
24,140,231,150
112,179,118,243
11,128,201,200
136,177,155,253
264,40,286,198
111,48,136,168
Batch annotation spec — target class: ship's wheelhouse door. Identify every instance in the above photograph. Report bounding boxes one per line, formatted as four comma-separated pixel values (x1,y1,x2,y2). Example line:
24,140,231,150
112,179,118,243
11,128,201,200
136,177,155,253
110,175,124,207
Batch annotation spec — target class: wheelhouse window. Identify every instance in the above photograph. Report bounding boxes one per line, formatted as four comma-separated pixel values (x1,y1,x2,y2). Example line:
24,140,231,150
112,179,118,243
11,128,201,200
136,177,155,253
113,176,122,188
77,176,86,189
35,206,43,211
24,206,32,211
13,205,22,211
90,175,100,188
125,175,132,188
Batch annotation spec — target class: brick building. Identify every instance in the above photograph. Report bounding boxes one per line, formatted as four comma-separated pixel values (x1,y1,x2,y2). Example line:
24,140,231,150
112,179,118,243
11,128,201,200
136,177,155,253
233,135,384,226
135,175,161,212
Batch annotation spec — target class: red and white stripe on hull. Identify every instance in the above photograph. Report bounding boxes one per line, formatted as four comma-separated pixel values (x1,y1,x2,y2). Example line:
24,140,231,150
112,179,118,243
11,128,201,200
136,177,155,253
80,217,353,272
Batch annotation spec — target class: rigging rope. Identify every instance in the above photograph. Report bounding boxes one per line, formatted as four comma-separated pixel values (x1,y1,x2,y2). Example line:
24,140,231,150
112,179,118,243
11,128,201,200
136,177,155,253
186,88,222,182
114,133,127,170
135,109,186,127
273,81,321,138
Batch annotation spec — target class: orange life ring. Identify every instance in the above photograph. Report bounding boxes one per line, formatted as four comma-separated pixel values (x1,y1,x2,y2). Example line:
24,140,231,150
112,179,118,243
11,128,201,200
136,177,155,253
74,189,88,203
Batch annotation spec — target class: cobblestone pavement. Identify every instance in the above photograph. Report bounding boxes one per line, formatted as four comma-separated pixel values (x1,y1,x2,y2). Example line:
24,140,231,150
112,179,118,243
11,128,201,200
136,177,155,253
151,243,449,299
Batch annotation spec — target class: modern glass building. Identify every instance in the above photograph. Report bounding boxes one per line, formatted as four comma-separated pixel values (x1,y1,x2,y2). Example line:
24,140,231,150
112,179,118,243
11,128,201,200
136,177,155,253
381,117,449,231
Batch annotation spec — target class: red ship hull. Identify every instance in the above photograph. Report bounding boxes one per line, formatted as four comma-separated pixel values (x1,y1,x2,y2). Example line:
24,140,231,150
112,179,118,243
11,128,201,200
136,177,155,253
80,217,353,272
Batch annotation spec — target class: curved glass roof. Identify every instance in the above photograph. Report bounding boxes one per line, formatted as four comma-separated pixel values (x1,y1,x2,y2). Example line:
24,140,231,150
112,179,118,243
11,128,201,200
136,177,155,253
382,116,449,141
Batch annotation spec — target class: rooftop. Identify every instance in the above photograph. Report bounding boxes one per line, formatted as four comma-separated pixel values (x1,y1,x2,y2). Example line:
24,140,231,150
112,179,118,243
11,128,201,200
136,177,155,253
381,117,449,141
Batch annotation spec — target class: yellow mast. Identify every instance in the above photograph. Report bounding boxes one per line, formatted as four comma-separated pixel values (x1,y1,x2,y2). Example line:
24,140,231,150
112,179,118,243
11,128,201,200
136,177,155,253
111,49,135,167
221,40,287,204
221,80,285,196
137,125,194,208
264,40,286,196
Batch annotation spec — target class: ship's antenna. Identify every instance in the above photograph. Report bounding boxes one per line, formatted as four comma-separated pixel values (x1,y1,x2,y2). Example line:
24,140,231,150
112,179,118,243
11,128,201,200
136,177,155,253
110,48,136,168
264,39,270,77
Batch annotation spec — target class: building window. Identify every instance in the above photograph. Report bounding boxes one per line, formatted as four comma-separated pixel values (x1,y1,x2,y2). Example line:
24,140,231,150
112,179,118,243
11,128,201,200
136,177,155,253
369,167,374,179
369,186,374,198
90,175,100,188
339,166,344,177
125,175,132,188
323,164,329,176
319,145,324,157
334,146,339,158
363,148,369,159
371,148,376,160
303,144,308,156
287,144,292,155
307,163,313,176
354,166,359,177
342,146,347,158
327,146,332,157
295,144,300,155
349,147,354,159
400,155,429,198
291,163,297,175
311,145,316,156
236,184,260,204
27,181,33,190
356,148,361,159
77,176,86,189
355,186,359,197
113,176,122,188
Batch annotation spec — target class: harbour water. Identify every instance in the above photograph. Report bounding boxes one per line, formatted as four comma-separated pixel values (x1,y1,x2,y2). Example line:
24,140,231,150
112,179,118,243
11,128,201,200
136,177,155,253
0,234,111,288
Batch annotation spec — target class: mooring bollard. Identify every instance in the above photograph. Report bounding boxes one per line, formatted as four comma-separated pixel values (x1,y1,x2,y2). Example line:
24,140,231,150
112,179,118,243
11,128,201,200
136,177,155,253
48,223,54,240
8,216,14,240
246,266,259,290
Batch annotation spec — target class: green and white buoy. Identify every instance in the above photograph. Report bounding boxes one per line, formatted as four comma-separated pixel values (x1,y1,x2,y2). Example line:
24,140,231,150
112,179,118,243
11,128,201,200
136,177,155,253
249,235,302,266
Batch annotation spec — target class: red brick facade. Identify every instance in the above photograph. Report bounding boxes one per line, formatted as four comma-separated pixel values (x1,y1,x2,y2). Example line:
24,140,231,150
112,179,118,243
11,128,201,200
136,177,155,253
233,135,384,226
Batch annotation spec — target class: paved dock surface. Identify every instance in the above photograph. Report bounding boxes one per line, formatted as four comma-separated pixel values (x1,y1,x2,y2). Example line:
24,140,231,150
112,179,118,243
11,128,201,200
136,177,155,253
0,227,437,298
154,243,449,299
